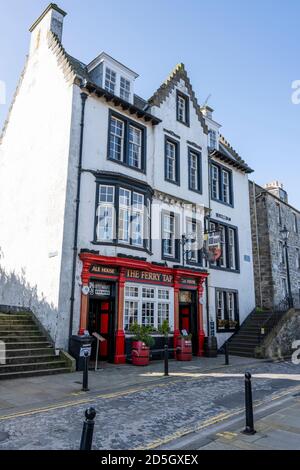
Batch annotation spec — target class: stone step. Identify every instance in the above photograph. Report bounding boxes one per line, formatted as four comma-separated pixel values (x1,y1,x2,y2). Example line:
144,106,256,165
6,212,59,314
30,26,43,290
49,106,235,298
0,325,40,332
0,320,36,326
5,348,56,357
0,335,48,343
0,329,40,336
4,354,58,365
0,360,67,374
0,313,33,319
5,341,52,350
0,367,70,380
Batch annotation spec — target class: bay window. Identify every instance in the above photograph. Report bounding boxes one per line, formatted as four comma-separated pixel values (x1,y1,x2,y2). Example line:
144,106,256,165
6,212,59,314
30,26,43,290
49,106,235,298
95,177,151,251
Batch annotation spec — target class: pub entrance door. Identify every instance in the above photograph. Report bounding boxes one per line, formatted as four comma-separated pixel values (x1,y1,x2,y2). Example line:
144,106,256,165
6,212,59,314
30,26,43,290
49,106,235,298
88,282,116,363
179,290,198,354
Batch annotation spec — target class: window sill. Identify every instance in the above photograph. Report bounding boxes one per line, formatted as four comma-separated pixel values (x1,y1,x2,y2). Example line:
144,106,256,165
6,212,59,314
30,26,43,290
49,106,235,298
164,178,180,186
211,196,234,209
91,240,152,255
188,186,203,195
107,157,146,175
209,265,240,274
176,118,190,128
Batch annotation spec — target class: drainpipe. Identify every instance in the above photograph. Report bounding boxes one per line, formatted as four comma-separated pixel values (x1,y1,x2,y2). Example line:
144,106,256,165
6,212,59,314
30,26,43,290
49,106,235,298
68,90,88,345
252,183,263,308
206,154,212,335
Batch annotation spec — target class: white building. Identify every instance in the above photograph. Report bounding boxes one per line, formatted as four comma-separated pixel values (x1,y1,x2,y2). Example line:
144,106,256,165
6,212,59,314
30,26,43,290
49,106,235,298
0,4,255,362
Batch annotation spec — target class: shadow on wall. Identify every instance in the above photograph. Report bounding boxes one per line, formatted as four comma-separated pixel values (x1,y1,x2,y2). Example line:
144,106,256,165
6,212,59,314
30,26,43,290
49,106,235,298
0,265,58,342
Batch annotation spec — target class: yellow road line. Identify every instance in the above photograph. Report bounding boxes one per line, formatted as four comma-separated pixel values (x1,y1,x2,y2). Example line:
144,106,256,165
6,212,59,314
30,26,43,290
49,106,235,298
0,380,178,422
134,383,300,450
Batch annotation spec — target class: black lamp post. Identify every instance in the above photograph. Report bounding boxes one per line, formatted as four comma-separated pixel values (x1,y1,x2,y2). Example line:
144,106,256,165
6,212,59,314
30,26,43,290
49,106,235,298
280,225,294,309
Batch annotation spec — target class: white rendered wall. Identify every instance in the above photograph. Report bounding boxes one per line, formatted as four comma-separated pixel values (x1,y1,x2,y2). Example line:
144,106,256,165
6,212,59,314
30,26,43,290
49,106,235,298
0,27,74,344
208,162,255,347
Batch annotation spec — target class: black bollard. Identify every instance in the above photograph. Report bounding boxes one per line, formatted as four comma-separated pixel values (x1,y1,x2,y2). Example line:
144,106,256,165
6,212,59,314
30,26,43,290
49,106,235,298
82,350,89,392
242,372,256,435
80,407,96,450
164,344,169,377
224,342,229,365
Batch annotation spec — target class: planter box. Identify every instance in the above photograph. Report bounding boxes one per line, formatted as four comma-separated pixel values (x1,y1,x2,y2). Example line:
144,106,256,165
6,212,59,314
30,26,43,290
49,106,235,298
176,337,192,361
131,341,150,366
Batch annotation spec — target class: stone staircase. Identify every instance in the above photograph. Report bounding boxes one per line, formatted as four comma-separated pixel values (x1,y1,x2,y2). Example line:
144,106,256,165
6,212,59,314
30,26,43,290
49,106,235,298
0,312,72,380
227,310,278,358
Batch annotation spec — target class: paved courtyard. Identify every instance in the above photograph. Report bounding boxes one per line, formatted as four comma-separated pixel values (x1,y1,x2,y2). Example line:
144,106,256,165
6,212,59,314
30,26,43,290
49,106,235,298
0,357,300,450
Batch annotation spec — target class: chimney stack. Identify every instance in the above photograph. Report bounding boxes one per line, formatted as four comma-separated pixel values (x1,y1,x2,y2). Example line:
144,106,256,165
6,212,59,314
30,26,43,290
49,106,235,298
264,181,288,203
201,105,214,120
29,3,67,54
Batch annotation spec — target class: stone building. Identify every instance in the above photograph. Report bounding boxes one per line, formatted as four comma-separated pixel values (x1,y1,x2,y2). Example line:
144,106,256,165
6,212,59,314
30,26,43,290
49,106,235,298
249,180,300,309
0,4,255,362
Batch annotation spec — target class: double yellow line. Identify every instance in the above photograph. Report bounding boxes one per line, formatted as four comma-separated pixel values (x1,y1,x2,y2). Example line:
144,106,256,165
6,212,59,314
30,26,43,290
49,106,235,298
0,380,177,422
134,383,300,450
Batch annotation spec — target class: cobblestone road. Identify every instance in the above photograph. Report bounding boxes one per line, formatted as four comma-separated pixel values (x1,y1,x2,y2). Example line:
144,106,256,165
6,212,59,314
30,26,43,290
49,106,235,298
0,361,300,450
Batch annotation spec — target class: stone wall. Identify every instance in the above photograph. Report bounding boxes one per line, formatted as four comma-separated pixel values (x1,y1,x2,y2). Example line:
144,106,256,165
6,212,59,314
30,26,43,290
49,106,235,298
249,181,300,309
258,309,300,359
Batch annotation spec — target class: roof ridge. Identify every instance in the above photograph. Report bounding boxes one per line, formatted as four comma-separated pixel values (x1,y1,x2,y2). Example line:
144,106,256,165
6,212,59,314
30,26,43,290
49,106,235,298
47,31,81,83
148,63,208,134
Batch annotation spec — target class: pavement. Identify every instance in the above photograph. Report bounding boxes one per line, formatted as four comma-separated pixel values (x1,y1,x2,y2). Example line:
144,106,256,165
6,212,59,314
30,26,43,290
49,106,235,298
198,394,300,450
0,355,300,450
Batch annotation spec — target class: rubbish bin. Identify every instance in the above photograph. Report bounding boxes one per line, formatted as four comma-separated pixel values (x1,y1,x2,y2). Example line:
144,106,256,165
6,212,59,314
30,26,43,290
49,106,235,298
204,336,218,357
69,335,94,371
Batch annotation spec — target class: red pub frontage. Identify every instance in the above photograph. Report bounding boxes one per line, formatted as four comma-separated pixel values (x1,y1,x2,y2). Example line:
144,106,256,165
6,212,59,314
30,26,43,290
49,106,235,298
79,252,208,364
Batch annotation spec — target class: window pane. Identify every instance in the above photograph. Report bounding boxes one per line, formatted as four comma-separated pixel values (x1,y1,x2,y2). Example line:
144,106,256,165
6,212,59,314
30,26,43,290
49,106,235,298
142,302,155,327
142,287,155,299
166,141,176,181
222,170,230,203
119,188,131,242
128,126,142,168
163,213,175,257
190,152,198,190
120,77,130,101
109,117,124,161
105,67,116,94
177,95,186,123
124,301,138,330
211,165,219,199
97,185,115,241
228,228,236,270
158,303,170,328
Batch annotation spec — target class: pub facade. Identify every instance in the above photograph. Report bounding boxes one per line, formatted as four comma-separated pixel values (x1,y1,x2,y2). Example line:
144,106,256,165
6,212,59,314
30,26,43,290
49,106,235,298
0,5,256,364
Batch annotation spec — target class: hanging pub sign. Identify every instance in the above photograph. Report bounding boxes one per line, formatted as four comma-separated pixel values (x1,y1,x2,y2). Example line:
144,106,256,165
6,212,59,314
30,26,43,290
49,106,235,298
89,265,118,276
204,231,222,262
125,269,173,284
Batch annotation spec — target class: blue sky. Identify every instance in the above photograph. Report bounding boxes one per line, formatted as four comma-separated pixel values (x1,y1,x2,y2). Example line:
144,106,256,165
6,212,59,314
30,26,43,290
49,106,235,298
1,0,299,208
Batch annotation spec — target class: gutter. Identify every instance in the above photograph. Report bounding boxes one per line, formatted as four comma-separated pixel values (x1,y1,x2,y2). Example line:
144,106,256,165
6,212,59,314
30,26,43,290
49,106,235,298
68,90,88,344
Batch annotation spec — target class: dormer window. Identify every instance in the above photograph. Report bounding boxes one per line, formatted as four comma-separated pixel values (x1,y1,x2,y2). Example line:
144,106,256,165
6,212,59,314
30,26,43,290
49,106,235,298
176,91,189,126
209,130,217,150
120,77,131,101
105,67,116,94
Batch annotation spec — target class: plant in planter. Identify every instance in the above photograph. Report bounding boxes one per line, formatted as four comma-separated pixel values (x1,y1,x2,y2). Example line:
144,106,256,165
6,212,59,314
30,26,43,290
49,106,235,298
217,319,228,329
229,320,238,329
129,323,155,366
158,319,170,345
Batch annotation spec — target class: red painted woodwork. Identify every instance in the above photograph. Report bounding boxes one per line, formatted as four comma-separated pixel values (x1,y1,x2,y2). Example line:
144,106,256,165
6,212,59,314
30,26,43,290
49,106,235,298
131,341,150,366
79,253,208,364
176,337,192,361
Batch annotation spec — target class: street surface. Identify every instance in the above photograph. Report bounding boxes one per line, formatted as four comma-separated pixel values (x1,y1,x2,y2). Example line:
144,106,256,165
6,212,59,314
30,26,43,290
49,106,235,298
0,359,300,450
